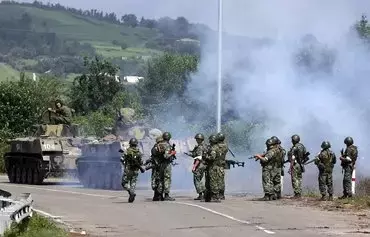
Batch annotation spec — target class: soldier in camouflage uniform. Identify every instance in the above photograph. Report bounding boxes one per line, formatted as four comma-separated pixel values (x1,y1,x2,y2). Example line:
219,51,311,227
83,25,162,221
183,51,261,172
216,132,228,200
121,138,143,203
145,136,164,201
190,133,207,200
314,141,336,201
157,132,176,201
254,138,280,201
270,136,286,199
339,137,358,199
203,135,222,202
287,134,308,198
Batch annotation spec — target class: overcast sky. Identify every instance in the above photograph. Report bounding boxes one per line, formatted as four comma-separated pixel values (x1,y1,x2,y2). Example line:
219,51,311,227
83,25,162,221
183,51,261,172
14,0,370,38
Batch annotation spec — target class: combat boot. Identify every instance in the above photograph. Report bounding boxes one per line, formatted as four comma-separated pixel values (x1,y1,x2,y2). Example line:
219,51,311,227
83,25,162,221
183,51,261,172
328,194,333,201
128,191,136,203
270,194,277,200
320,195,327,201
219,190,225,200
261,194,270,201
152,191,160,201
338,194,348,200
163,193,175,201
293,193,301,199
194,192,203,200
276,192,281,200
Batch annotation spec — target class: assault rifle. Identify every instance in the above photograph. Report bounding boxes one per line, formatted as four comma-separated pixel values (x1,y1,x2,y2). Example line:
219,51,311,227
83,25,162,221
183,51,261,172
225,159,245,169
118,149,145,173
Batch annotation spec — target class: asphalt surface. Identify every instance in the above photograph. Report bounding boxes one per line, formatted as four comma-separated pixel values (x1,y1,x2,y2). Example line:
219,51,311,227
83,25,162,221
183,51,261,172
0,175,369,237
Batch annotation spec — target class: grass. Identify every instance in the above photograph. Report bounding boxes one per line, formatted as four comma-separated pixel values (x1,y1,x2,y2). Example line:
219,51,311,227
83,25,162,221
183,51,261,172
0,5,160,47
3,213,67,237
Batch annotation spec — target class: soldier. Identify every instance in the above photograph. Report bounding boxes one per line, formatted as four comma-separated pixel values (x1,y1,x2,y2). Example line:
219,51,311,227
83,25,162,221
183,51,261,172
120,138,143,203
216,132,228,200
287,134,308,198
339,137,358,199
146,136,164,201
157,132,176,201
270,136,286,199
254,138,279,201
190,133,207,200
314,141,336,201
47,99,72,125
203,135,222,202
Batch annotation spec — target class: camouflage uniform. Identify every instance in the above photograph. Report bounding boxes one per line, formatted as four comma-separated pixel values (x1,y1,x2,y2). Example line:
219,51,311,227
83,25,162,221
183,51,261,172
287,134,308,198
216,133,228,200
191,133,207,200
157,132,176,201
257,138,280,201
146,136,163,201
314,141,336,201
121,138,143,203
270,136,286,199
203,135,222,202
339,137,358,199
50,99,72,125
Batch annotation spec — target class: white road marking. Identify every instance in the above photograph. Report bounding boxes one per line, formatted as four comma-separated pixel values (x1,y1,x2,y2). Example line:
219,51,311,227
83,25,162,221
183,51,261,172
174,201,275,234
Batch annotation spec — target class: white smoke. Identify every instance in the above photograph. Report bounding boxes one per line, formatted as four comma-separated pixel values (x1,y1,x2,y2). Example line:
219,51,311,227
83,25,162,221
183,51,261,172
185,0,370,195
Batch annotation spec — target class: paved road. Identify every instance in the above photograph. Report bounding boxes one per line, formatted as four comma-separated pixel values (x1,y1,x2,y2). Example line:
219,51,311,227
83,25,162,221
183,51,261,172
0,176,368,237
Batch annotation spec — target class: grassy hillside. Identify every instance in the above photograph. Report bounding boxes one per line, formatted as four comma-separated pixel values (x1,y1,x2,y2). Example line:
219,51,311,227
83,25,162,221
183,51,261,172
0,4,162,58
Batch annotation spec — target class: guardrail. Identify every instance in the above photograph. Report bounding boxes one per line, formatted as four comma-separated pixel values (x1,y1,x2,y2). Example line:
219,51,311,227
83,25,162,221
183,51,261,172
0,191,33,235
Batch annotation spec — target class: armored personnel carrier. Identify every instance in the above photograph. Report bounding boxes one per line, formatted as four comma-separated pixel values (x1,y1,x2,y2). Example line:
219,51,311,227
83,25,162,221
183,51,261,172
75,108,197,190
3,110,95,184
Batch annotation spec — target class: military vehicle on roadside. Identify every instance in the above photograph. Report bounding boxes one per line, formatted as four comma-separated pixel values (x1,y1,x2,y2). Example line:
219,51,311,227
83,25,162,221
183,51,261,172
3,110,95,185
75,108,197,190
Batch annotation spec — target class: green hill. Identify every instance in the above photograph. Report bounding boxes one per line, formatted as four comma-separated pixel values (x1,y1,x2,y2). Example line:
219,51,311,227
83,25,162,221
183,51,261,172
0,4,162,59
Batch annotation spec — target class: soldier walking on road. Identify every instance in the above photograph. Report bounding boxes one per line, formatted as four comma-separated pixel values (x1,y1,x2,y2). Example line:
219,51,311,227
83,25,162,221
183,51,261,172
190,133,207,200
120,138,144,203
203,135,222,202
270,136,286,199
254,138,280,201
157,132,176,201
314,141,336,201
339,137,358,199
216,132,228,200
287,134,308,199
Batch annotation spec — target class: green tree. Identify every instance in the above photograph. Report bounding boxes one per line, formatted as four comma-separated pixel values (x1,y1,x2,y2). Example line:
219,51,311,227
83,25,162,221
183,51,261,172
70,57,121,114
138,53,198,104
356,15,370,39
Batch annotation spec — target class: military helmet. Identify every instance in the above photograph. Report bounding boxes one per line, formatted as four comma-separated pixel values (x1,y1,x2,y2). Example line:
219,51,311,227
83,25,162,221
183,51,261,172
162,132,171,141
291,134,300,144
129,138,138,146
216,132,225,142
321,141,331,149
209,135,218,144
55,99,63,105
265,138,274,148
270,136,280,145
344,136,354,146
194,133,204,140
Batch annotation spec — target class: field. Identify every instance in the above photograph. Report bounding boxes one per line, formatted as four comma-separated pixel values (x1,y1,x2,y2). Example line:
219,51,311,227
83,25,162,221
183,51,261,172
0,4,164,80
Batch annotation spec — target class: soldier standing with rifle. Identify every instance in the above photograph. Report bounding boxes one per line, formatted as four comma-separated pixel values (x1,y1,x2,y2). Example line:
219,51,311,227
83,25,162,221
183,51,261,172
287,134,308,199
187,133,207,200
216,132,228,200
270,136,286,199
314,141,336,201
254,138,280,201
339,137,358,199
120,138,144,203
203,135,222,202
157,132,176,201
145,136,164,201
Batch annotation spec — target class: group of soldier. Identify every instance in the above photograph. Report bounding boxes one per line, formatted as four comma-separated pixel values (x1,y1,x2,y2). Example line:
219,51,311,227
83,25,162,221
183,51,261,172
120,132,358,203
254,135,358,201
